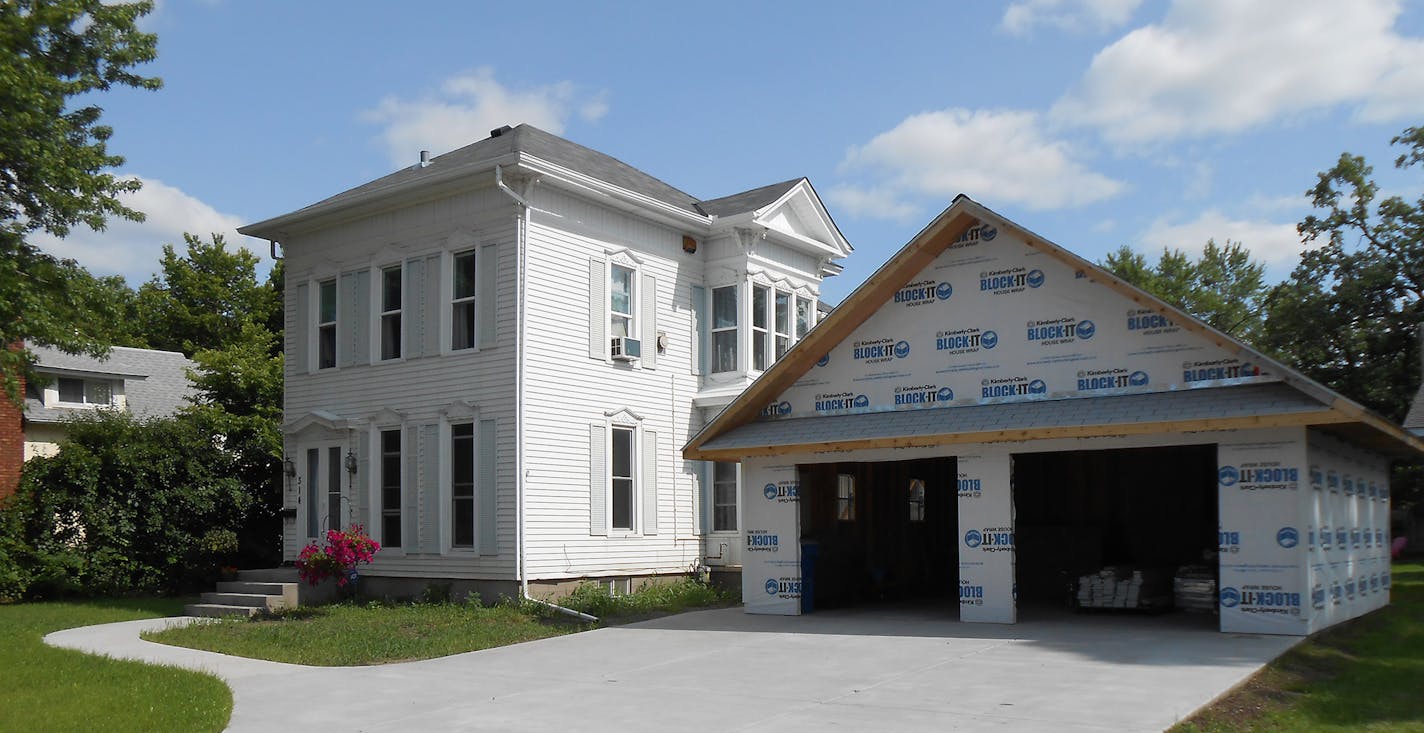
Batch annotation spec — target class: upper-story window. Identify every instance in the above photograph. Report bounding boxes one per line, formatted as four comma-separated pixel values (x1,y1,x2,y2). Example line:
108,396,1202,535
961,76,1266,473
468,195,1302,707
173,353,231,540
380,265,402,361
796,297,813,339
751,285,769,371
56,377,112,406
317,279,337,369
610,264,635,339
774,291,792,359
452,250,477,351
711,285,738,373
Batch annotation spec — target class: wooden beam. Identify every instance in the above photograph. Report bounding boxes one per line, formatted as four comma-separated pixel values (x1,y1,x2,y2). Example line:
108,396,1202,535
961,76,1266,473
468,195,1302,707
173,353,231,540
685,409,1349,461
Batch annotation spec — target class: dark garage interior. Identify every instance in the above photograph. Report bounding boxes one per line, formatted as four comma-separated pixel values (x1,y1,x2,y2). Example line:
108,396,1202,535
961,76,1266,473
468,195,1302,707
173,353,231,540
1013,444,1219,610
797,458,959,610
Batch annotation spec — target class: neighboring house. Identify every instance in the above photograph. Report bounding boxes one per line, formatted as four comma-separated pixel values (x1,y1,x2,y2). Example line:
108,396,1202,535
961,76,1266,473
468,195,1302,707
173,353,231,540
685,196,1423,636
0,344,196,484
238,124,852,599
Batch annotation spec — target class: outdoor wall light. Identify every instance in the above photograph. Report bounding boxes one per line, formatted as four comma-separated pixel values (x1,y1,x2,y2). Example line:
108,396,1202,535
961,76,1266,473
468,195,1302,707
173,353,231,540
283,457,296,478
344,450,358,475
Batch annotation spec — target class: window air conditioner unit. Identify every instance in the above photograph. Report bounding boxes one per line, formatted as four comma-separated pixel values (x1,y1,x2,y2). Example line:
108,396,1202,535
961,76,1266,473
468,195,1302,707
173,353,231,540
610,336,641,361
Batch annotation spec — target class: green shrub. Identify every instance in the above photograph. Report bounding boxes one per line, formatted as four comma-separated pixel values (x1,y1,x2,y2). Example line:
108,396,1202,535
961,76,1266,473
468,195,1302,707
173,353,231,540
1,410,251,599
554,578,733,618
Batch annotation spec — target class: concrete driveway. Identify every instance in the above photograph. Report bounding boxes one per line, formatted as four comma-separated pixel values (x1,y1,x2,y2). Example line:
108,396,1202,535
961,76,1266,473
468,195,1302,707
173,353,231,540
46,604,1297,732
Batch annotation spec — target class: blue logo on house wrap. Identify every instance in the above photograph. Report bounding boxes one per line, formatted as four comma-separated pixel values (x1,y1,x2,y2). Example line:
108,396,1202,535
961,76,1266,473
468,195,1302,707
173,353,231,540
936,282,954,300
1277,527,1300,548
937,387,954,402
980,225,997,241
1218,466,1239,486
765,579,779,595
1027,269,1045,288
1027,379,1047,394
894,340,911,359
763,484,778,501
981,330,999,349
1220,587,1241,608
853,394,870,408
964,530,983,548
1129,370,1150,386
816,354,829,367
1076,320,1096,339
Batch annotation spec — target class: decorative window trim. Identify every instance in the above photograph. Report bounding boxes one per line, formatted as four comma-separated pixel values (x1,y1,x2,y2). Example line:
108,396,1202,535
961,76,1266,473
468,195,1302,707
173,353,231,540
710,284,739,374
605,408,643,535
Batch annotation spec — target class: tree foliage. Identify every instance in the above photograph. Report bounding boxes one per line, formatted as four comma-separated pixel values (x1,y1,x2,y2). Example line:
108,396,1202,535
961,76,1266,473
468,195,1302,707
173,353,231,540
0,0,160,405
137,235,280,356
1,410,250,599
1101,239,1268,342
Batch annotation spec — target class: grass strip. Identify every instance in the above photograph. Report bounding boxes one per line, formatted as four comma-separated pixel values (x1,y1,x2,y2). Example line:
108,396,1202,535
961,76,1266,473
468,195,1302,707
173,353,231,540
0,598,231,733
1174,560,1424,732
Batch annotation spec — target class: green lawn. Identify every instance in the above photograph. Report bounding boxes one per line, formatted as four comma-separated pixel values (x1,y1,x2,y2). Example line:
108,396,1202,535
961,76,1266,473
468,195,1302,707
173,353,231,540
0,598,231,733
1175,560,1424,732
146,601,583,666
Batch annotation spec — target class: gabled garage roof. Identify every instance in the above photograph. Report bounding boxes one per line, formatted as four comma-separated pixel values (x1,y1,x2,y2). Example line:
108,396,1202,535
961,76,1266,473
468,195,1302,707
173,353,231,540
684,196,1424,461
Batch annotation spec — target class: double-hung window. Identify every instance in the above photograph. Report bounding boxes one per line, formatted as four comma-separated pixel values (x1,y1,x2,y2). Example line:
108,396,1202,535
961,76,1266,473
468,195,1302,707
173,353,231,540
751,285,769,371
380,429,402,548
774,291,792,359
451,423,475,547
380,266,402,361
711,285,738,373
610,264,635,339
317,279,337,369
713,462,737,532
611,426,635,531
452,251,477,351
796,297,813,339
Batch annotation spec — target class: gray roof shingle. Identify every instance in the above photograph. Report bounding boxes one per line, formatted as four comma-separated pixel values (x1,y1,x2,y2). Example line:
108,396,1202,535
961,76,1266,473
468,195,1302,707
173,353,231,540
24,344,196,423
700,383,1329,452
697,179,803,218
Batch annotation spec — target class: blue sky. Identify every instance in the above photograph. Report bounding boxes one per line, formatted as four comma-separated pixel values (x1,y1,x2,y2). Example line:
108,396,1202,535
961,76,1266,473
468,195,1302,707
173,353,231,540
38,0,1424,304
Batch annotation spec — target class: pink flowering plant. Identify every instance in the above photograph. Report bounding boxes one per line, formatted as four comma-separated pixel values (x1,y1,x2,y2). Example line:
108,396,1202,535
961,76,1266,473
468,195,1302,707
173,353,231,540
296,525,381,587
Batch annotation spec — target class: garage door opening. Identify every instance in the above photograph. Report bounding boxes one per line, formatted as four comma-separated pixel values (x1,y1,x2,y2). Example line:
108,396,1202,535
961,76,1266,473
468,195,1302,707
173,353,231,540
1014,445,1218,619
798,458,959,610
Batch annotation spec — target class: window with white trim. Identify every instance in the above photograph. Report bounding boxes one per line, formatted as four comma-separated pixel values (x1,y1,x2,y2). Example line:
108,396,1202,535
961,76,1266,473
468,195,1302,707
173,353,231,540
379,265,401,361
451,422,475,547
611,426,635,531
55,377,112,406
451,250,476,351
795,296,813,339
713,462,737,532
774,291,792,359
751,285,769,371
317,279,337,369
379,429,402,548
711,285,738,373
610,263,635,339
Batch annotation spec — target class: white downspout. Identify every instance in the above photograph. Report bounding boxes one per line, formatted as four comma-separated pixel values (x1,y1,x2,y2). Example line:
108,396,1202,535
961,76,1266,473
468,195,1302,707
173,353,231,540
495,164,598,624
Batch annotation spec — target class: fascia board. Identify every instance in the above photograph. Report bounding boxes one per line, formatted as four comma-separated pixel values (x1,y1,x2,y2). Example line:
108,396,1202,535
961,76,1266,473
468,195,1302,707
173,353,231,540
515,154,712,231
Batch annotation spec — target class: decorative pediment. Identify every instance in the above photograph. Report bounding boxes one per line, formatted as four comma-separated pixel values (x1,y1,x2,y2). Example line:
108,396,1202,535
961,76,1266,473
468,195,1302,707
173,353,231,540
439,399,479,420
368,407,406,426
368,242,410,267
751,180,853,259
287,409,350,434
606,247,646,267
605,407,644,425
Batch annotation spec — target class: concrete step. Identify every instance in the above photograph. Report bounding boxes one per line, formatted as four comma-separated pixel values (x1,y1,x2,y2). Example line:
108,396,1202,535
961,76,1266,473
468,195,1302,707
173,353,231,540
184,603,262,619
237,567,299,583
217,581,299,607
200,591,288,610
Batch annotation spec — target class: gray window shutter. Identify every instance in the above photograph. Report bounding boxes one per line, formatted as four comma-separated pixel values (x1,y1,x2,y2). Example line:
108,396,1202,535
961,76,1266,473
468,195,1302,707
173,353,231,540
478,418,497,555
699,461,712,535
424,254,442,356
478,243,498,349
690,285,706,375
588,257,606,360
404,258,424,359
641,273,657,369
338,272,357,368
293,282,310,373
589,424,606,536
420,423,441,554
642,429,659,535
354,433,370,530
353,269,371,366
403,428,419,552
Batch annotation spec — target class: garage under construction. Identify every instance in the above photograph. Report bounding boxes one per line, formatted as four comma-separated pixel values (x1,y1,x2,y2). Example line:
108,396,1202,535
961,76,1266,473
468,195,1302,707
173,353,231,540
685,195,1422,636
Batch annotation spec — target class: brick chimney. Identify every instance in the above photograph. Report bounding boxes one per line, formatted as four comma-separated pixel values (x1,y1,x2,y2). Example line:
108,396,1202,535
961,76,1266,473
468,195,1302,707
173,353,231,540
0,347,23,500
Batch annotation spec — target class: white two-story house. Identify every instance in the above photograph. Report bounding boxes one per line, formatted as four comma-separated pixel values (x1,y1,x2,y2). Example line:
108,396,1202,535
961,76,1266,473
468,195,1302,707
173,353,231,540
239,125,851,599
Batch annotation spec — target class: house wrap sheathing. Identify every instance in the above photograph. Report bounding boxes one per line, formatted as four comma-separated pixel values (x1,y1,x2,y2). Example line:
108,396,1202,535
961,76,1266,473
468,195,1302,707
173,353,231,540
686,196,1423,635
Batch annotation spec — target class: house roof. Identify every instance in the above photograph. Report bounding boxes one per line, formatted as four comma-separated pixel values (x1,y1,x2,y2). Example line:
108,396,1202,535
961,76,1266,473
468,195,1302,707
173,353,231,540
241,125,842,243
1405,383,1424,435
684,195,1424,461
24,344,196,423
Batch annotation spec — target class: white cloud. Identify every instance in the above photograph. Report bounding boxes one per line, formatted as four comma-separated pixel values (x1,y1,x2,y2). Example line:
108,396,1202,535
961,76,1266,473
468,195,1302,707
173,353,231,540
824,185,920,224
1001,0,1142,35
836,108,1125,216
362,68,607,168
1138,210,1305,274
30,176,253,284
1054,0,1424,145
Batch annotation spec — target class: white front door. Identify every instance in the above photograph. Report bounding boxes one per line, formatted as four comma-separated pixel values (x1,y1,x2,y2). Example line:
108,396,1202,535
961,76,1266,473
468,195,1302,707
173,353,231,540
303,444,346,540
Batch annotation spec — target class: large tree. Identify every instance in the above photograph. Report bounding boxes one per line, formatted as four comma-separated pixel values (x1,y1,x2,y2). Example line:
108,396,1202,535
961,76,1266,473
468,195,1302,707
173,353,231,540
1101,239,1269,343
0,0,160,404
136,234,281,356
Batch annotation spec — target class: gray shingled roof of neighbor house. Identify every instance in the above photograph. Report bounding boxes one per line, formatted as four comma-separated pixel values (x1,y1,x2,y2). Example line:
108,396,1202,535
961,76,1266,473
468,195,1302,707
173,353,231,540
264,124,800,225
698,383,1329,452
24,344,196,423
1404,386,1424,435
